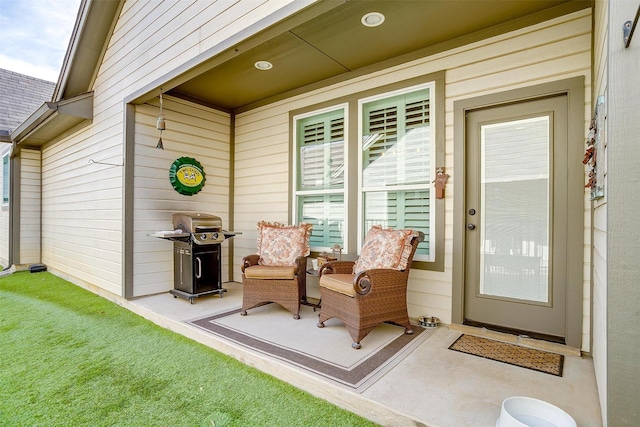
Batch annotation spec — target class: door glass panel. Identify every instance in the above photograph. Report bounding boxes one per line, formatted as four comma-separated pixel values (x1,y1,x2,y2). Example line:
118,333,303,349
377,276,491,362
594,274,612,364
479,116,550,302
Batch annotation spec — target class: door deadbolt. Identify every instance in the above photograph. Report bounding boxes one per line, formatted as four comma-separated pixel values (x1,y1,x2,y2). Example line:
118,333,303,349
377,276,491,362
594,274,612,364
467,223,476,230
468,208,476,215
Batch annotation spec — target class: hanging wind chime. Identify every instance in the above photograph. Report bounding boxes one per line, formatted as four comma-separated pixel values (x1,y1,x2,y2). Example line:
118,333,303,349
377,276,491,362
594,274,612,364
156,90,166,149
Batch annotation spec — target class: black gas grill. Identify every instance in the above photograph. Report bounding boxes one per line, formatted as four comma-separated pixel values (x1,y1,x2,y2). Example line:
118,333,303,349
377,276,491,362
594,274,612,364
153,213,238,303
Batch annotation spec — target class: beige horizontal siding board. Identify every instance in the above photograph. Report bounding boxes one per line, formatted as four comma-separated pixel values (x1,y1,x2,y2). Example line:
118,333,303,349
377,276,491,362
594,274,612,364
19,150,41,265
98,4,202,83
234,111,288,136
44,248,119,273
199,0,269,36
137,100,230,132
41,125,123,286
200,0,274,50
104,0,224,73
41,145,122,177
235,141,289,158
443,13,590,74
234,155,288,174
134,251,173,268
234,173,285,187
42,160,121,184
446,35,590,85
44,255,122,294
234,139,289,157
447,54,591,100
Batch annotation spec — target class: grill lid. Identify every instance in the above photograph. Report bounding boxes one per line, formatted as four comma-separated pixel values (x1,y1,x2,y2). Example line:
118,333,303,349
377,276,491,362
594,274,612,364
173,213,222,233
150,213,239,245
172,213,224,245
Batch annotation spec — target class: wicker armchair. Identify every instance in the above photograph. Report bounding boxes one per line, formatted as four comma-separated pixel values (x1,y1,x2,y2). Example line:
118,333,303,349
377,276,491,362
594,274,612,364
240,221,312,320
317,227,424,349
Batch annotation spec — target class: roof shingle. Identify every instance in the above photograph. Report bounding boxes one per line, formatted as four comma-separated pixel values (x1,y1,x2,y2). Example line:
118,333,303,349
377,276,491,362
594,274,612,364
0,69,56,134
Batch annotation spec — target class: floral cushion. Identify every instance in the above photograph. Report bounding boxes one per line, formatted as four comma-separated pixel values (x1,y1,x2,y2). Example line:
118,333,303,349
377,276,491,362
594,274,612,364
257,221,313,266
352,226,419,273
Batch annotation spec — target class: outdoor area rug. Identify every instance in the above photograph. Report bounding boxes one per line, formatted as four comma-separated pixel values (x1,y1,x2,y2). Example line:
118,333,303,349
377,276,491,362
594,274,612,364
448,334,564,376
188,304,436,391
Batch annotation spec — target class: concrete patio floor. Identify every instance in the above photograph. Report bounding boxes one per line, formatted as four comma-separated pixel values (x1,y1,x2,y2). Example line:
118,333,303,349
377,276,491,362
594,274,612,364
126,282,602,427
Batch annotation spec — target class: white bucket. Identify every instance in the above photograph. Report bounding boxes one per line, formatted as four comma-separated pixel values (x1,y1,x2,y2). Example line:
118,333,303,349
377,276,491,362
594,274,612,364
497,396,576,427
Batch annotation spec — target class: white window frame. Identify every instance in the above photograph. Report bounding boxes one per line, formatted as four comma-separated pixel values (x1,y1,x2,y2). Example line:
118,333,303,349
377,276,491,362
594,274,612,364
292,103,349,253
357,82,436,262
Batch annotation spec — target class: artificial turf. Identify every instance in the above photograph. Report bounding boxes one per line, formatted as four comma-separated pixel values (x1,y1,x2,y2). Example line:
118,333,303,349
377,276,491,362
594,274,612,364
0,271,378,426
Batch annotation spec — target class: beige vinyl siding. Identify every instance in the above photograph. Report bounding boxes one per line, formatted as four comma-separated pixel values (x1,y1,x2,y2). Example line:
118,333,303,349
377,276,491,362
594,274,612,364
591,0,608,422
19,149,41,265
38,0,299,296
41,121,123,295
132,96,230,297
0,144,10,267
234,9,592,348
233,109,291,265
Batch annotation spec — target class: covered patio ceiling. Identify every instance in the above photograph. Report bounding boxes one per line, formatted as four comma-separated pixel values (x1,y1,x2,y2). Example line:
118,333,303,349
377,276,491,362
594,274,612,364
165,0,590,112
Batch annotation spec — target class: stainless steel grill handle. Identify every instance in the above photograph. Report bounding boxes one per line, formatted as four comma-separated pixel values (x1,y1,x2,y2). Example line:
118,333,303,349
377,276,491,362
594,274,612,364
195,256,202,279
179,248,184,285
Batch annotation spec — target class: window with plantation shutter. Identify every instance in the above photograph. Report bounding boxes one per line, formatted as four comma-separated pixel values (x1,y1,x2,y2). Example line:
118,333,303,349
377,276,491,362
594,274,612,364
292,78,442,268
361,84,434,260
294,107,346,250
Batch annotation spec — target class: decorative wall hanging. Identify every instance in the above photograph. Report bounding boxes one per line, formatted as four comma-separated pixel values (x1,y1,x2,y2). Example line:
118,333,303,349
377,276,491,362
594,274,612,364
156,90,166,150
169,157,206,196
433,167,449,199
583,95,605,200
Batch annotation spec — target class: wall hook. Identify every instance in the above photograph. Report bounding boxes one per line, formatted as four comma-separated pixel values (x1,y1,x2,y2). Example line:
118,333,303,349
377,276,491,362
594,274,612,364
623,5,640,48
88,159,123,167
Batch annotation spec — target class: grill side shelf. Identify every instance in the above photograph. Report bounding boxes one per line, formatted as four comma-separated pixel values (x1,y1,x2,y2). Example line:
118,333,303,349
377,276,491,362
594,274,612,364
149,232,191,242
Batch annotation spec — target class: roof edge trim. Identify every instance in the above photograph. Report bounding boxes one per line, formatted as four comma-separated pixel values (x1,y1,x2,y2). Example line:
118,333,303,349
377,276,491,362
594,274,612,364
11,92,94,144
53,0,90,102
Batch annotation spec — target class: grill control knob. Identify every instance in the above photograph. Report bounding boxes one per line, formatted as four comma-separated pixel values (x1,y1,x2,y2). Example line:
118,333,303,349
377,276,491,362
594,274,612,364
200,233,207,240
213,232,219,240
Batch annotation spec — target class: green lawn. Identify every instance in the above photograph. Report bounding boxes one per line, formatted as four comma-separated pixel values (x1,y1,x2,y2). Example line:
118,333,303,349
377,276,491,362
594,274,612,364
0,271,378,426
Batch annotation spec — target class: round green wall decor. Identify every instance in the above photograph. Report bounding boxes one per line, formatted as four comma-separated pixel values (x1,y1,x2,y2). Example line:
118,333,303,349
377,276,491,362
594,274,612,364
169,157,206,196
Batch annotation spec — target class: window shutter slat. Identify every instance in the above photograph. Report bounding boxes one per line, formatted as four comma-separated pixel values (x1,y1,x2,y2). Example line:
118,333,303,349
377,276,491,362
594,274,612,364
296,108,346,250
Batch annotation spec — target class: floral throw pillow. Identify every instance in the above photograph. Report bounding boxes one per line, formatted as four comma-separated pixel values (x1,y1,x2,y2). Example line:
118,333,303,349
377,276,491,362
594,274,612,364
257,221,313,266
353,226,419,273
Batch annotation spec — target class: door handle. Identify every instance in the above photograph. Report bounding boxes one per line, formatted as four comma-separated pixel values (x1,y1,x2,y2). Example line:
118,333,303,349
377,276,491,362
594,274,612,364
467,223,476,230
195,257,202,278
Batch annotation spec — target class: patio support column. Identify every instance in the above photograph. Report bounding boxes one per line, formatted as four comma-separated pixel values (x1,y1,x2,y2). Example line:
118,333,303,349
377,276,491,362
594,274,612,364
606,1,640,425
123,103,135,299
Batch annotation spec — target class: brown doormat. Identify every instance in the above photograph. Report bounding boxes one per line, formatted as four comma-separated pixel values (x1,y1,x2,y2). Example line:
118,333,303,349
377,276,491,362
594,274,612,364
448,334,564,376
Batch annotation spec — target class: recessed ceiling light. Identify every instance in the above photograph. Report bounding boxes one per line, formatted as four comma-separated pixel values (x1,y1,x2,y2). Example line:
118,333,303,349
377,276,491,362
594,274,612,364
361,12,385,27
254,60,273,70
